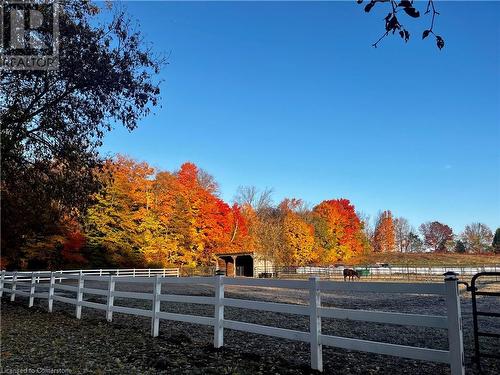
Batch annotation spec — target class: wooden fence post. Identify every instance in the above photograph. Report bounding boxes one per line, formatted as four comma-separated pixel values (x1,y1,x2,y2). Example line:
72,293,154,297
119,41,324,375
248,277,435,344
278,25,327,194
309,276,322,372
29,272,36,307
151,275,161,337
106,275,115,322
445,273,465,375
0,270,5,298
76,271,84,319
214,275,224,348
48,272,55,312
10,272,17,301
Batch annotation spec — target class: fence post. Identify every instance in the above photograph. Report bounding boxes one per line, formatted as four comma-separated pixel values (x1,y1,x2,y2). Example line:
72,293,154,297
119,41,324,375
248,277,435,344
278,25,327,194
76,272,84,319
309,276,322,372
445,273,465,375
106,275,115,322
148,269,151,278
133,268,136,277
151,275,161,337
48,272,55,312
162,268,166,277
0,270,5,298
116,269,120,277
99,269,103,276
29,272,36,307
10,272,17,301
214,275,224,348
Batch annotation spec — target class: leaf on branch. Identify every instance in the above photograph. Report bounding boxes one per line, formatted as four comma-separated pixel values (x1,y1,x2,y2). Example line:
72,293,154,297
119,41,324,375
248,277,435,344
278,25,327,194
403,7,420,18
364,1,376,13
436,35,445,50
404,30,410,42
398,1,412,8
357,0,364,4
385,15,401,33
422,29,431,39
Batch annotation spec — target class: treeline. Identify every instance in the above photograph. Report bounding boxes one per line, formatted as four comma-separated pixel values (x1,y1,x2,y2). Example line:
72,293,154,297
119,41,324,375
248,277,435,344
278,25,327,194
367,213,499,255
2,156,499,270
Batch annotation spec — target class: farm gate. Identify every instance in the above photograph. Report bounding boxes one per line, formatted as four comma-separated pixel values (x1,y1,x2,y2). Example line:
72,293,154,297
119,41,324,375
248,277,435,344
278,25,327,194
469,272,500,373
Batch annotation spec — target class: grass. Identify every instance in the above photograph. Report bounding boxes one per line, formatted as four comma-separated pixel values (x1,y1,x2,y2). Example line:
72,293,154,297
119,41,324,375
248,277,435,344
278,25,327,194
350,252,500,267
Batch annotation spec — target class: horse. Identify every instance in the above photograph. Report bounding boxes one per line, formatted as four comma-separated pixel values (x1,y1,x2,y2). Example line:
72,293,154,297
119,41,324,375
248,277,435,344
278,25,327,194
343,268,360,281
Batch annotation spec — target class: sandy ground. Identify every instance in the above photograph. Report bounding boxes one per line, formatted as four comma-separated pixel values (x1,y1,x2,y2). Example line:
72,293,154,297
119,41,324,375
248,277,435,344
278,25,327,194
1,277,499,374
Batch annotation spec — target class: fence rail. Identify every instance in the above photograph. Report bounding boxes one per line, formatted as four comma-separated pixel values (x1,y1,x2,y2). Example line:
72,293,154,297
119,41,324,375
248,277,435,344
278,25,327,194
0,268,180,283
257,265,500,281
0,269,465,374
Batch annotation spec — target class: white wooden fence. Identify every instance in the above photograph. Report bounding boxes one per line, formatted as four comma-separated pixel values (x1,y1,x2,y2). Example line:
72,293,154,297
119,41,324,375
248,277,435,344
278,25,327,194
1,268,179,283
0,270,465,374
288,265,500,280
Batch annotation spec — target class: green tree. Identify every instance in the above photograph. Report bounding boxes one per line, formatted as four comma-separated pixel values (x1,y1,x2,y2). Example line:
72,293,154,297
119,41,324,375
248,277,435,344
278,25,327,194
407,232,423,253
492,228,500,254
454,240,466,254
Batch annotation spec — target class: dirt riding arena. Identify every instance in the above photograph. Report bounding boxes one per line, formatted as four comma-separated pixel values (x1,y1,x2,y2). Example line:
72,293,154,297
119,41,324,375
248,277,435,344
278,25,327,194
1,277,499,374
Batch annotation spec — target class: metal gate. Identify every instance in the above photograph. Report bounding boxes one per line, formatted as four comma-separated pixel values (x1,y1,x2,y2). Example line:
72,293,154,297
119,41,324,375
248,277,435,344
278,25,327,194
470,272,500,373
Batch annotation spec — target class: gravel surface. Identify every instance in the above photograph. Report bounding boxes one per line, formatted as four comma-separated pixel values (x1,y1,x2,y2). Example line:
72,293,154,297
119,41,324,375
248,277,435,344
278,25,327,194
1,278,499,374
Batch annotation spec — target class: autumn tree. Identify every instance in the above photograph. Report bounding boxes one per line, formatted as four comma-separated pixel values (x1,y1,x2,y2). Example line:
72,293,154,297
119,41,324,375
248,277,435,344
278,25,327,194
419,221,453,252
235,186,283,268
84,156,156,267
312,199,364,263
394,216,411,252
279,199,315,266
83,157,251,268
461,223,494,254
357,211,375,255
374,211,396,252
235,186,274,213
0,2,162,269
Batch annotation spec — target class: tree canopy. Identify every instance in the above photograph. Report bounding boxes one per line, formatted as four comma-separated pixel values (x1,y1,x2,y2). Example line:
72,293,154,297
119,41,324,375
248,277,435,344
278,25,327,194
1,2,163,267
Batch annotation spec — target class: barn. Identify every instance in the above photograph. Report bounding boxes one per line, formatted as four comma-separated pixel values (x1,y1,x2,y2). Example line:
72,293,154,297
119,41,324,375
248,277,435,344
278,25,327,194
216,251,274,277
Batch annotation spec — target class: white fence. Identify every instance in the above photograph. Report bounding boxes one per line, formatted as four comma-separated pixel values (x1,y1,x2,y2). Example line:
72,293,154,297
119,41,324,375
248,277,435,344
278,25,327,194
289,265,499,280
0,270,464,374
1,268,180,283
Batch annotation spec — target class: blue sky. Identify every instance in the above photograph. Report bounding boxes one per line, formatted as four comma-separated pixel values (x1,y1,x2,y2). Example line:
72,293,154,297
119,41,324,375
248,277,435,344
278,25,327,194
100,1,499,233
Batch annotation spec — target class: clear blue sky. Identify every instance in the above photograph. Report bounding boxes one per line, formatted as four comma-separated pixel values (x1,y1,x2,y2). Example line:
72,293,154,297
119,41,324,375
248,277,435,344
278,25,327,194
100,1,500,233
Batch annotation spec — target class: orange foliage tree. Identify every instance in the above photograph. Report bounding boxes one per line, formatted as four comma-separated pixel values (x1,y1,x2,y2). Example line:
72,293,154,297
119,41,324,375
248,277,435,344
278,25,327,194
18,156,380,269
374,210,396,252
279,199,315,266
312,199,364,263
85,157,250,268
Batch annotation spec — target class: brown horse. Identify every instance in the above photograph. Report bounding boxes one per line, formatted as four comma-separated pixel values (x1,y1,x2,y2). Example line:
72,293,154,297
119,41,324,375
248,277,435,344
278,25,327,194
343,268,360,281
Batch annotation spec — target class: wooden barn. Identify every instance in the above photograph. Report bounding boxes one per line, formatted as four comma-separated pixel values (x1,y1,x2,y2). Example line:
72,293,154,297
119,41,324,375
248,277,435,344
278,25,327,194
216,250,274,278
